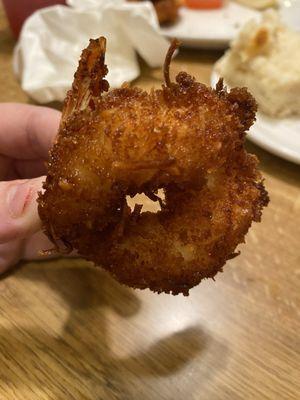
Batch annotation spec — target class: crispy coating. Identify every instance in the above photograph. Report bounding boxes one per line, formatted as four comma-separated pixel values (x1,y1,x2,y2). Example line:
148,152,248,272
38,37,269,295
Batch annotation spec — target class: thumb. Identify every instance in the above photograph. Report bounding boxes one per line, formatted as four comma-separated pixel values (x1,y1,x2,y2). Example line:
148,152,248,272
0,176,45,244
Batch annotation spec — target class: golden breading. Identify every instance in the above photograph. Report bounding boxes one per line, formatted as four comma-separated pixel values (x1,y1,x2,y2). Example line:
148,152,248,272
38,38,268,295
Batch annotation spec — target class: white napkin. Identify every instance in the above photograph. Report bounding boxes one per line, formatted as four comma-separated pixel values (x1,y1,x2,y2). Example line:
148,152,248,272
13,0,170,103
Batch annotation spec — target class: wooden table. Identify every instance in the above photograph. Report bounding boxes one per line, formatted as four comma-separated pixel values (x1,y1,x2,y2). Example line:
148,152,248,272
0,4,299,400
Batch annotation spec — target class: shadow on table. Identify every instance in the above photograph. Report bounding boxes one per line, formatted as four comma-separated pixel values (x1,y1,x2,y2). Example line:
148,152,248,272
0,260,229,398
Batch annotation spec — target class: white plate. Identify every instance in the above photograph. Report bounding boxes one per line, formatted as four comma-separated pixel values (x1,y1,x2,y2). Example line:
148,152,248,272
160,3,259,49
211,71,300,164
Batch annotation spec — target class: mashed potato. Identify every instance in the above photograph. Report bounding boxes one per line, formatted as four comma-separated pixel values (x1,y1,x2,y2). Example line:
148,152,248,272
216,11,300,117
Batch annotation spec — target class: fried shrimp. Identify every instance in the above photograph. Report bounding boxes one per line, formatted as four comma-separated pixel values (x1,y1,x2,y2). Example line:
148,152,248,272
151,0,179,24
38,37,269,295
128,0,179,24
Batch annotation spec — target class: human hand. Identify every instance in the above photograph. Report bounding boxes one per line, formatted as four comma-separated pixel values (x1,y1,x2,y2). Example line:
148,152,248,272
0,103,61,273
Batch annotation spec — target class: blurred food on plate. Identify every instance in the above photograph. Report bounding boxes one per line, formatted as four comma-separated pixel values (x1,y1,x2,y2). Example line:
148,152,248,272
185,0,223,9
160,0,259,49
233,0,278,10
128,0,180,23
216,10,300,117
152,0,180,23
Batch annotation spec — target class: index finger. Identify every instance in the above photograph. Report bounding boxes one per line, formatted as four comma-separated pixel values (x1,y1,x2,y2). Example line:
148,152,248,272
0,103,61,160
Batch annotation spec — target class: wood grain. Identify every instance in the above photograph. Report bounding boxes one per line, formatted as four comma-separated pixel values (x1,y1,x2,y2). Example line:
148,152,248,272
0,3,299,399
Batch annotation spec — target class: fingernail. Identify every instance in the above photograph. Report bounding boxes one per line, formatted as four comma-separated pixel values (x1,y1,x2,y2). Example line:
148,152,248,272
7,181,32,219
